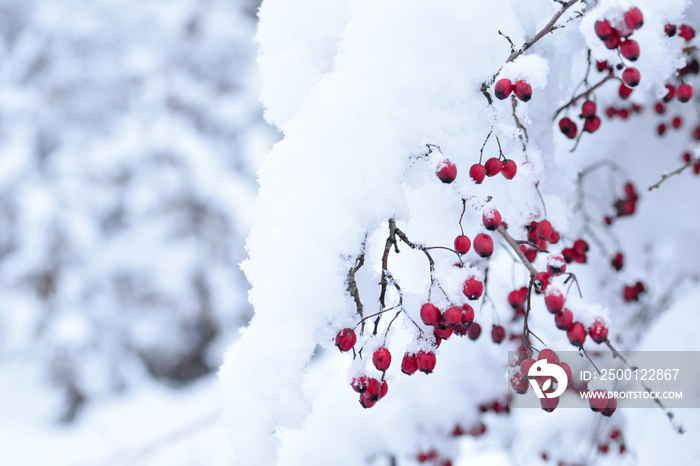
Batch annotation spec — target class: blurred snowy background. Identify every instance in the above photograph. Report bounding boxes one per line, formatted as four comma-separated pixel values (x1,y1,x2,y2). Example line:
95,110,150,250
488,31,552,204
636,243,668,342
0,0,277,464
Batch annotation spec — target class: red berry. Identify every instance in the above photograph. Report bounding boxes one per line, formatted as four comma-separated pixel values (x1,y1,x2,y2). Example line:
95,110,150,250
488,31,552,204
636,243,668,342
584,116,601,133
589,319,609,343
494,79,513,100
436,160,457,183
567,322,586,347
694,161,700,175
595,19,613,40
554,308,574,330
520,358,536,379
373,347,392,371
502,159,517,179
335,328,357,351
596,60,609,72
508,288,526,309
541,396,559,412
624,7,643,30
665,23,677,37
416,350,437,373
491,325,506,344
420,303,441,326
538,348,560,365
581,100,597,119
603,30,621,49
559,362,572,385
401,353,418,375
434,325,453,340
612,252,624,271
510,372,528,394
589,389,607,412
622,68,640,87
463,277,484,300
655,102,665,114
573,239,589,255
467,322,482,340
559,117,578,139
359,392,378,408
619,83,633,99
663,84,675,102
441,306,463,328
469,163,486,184
482,207,502,231
671,116,682,129
602,397,617,417
678,83,693,103
520,243,537,262
365,378,381,401
657,123,666,136
473,233,494,258
546,255,567,276
548,230,560,244
620,39,640,61
514,80,532,102
679,24,695,41
544,288,564,314
351,375,369,393
484,157,504,176
454,235,471,254
379,380,388,399
619,108,630,119
533,271,551,293
536,220,552,241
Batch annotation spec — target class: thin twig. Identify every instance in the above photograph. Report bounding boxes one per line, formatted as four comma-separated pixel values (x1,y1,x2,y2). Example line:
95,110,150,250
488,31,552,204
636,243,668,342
496,225,537,276
553,72,616,120
648,156,700,191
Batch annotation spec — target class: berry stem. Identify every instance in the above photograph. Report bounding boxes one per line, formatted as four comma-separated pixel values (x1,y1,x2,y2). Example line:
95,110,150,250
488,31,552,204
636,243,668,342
511,95,529,150
648,155,700,191
553,71,615,121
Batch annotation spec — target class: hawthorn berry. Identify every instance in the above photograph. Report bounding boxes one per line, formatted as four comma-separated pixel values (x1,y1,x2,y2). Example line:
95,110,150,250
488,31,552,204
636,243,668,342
596,60,609,72
482,207,502,231
436,160,457,183
463,277,484,300
373,347,392,371
420,303,441,326
657,123,666,136
573,239,589,255
401,353,418,375
416,350,437,373
467,322,482,340
502,159,517,179
494,78,513,100
559,117,578,139
554,308,573,330
581,101,597,119
594,19,613,40
567,322,586,347
441,306,462,328
434,326,453,340
461,303,475,324
663,84,675,102
508,288,527,309
655,102,665,114
351,375,369,393
484,157,504,176
360,392,378,408
491,325,506,344
533,271,551,293
604,31,621,49
679,24,695,41
611,252,624,271
672,116,682,129
513,80,532,102
677,83,693,103
469,163,486,184
624,7,643,30
538,348,560,365
473,233,494,258
665,23,677,36
619,83,633,99
584,116,601,133
544,288,564,314
546,255,566,276
588,319,609,343
520,244,537,262
520,358,536,379
541,396,559,412
454,235,471,254
683,152,692,163
622,67,641,87
510,372,528,394
559,362,572,385
620,39,640,61
335,328,357,352
536,220,552,241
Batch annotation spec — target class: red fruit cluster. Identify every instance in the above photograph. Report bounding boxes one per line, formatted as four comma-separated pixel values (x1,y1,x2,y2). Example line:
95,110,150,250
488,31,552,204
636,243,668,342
470,158,517,184
588,389,618,417
605,103,642,120
560,100,603,138
512,349,572,412
520,219,560,262
612,182,638,218
598,429,628,456
623,281,646,302
594,8,644,88
351,375,388,408
562,238,589,264
420,302,475,344
666,23,695,41
494,78,533,102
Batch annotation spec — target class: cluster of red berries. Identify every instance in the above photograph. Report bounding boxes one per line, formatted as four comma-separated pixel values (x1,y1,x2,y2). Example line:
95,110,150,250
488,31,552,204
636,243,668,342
509,348,572,411
416,450,452,466
588,389,617,417
558,238,587,264
350,374,389,408
494,78,533,102
595,8,643,97
665,23,695,41
519,219,560,262
559,100,601,138
435,154,517,185
612,182,639,219
681,152,700,175
598,429,627,456
604,102,642,119
623,281,646,302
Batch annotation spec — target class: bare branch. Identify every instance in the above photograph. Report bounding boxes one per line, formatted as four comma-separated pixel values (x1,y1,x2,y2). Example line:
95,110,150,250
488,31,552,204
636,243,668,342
648,156,700,191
